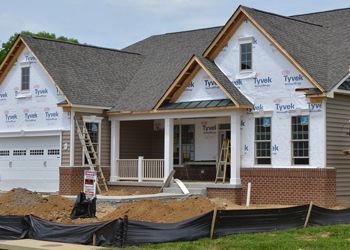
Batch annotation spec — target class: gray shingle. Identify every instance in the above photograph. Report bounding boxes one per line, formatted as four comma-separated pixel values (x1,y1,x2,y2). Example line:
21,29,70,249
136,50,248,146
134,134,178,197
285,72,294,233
196,56,252,107
111,27,222,112
21,35,144,107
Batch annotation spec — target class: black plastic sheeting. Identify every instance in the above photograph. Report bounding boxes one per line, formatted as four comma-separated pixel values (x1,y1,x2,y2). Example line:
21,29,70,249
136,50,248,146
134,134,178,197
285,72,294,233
25,215,126,246
5,204,350,246
0,216,27,240
310,205,350,226
126,211,213,245
213,205,309,237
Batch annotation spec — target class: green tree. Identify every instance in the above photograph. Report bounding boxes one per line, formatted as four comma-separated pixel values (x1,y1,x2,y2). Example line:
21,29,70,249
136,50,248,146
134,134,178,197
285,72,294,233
0,31,79,64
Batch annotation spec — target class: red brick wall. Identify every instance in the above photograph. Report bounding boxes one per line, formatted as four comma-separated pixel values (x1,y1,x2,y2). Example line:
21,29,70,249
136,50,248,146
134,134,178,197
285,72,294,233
59,166,110,195
240,168,336,207
207,188,242,204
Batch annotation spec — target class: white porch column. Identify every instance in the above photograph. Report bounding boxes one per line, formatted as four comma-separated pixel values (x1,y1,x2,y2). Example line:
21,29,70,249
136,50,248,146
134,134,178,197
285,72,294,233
164,118,174,180
230,111,241,185
69,111,75,166
110,119,120,182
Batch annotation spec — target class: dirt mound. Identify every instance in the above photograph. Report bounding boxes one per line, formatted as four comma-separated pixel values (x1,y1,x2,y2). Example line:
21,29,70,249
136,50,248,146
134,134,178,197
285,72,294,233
0,188,74,223
102,196,217,223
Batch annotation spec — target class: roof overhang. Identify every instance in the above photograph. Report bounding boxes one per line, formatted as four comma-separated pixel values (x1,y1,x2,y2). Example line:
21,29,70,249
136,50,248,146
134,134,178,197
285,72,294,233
203,5,325,93
327,71,350,98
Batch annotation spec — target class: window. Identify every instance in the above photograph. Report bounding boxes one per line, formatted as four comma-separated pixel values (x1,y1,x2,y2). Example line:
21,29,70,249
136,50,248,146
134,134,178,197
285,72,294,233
21,67,30,91
292,116,309,165
84,122,99,164
48,149,60,155
173,124,195,164
0,150,10,156
13,150,26,156
255,117,271,164
240,43,252,71
30,149,44,155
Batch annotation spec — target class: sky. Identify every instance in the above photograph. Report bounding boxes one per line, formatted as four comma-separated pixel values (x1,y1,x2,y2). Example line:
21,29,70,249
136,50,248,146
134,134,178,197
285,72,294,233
1,0,350,49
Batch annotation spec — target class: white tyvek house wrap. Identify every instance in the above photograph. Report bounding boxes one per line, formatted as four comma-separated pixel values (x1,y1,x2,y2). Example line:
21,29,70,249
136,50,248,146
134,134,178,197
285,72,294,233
0,47,70,133
176,69,228,102
214,19,325,167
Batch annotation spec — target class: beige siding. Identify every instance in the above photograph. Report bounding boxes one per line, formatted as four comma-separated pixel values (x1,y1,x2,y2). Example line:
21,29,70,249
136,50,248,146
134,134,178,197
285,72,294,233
327,94,350,204
61,130,70,166
73,112,111,166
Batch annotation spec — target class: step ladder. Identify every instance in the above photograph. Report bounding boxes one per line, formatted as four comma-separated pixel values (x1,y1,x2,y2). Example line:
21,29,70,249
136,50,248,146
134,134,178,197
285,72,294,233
215,139,230,183
75,118,109,193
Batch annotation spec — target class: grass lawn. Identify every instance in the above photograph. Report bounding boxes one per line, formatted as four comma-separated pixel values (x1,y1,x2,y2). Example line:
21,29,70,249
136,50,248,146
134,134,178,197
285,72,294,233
121,224,350,250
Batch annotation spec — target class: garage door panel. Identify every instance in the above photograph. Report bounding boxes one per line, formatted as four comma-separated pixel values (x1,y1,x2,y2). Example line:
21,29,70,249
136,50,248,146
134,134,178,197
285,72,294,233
0,136,61,192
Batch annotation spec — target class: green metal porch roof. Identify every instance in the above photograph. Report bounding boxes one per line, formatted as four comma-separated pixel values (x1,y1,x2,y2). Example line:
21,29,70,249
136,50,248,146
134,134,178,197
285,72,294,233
159,99,235,110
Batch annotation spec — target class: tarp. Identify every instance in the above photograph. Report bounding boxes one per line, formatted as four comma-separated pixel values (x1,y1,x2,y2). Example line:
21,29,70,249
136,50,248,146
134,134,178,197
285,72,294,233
214,205,309,237
310,205,350,226
0,216,27,240
126,211,213,245
24,215,126,246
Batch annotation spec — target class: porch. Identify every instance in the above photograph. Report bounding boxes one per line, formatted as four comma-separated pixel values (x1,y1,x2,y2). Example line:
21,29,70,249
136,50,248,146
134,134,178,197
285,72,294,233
109,110,242,185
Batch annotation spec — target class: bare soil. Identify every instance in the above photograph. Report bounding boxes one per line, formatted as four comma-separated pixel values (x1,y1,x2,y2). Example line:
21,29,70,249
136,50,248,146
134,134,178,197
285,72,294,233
0,188,328,224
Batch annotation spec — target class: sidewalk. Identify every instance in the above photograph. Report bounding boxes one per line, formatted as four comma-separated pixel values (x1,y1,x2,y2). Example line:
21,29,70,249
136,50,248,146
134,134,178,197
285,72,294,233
0,239,103,250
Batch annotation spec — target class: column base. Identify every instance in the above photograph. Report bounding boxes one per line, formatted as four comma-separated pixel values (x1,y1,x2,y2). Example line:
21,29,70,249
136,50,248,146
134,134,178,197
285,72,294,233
230,178,241,185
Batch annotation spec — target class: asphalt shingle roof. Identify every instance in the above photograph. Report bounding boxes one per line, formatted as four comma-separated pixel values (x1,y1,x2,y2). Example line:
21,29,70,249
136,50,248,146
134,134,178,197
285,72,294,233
21,35,144,107
19,6,350,110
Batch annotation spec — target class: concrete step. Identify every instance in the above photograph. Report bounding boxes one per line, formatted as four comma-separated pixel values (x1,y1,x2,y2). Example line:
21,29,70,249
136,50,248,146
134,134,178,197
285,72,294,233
164,183,207,195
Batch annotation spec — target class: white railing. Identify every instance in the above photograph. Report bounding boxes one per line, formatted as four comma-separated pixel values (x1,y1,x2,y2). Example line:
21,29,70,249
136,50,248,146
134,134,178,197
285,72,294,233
143,159,164,181
117,159,138,181
116,157,164,182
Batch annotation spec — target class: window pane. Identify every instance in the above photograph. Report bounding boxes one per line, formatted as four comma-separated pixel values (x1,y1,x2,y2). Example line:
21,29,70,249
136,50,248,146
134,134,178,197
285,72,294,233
240,43,252,70
181,125,195,162
292,116,309,165
21,67,30,90
255,117,271,165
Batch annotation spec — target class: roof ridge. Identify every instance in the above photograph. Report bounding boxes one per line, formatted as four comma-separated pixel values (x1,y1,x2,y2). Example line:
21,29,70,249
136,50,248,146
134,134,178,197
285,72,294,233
291,6,350,17
21,34,142,56
161,26,222,36
243,6,323,27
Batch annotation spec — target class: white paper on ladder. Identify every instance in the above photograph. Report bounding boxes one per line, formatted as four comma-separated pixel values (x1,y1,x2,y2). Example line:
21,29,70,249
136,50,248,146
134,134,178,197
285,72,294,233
174,179,190,194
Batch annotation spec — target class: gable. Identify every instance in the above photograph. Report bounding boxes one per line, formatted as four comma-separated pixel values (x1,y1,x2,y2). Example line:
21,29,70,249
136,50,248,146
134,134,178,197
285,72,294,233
176,69,228,103
214,19,317,112
0,47,70,132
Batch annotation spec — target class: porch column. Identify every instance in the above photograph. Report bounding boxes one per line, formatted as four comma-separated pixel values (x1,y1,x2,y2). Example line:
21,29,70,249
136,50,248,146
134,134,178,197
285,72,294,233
230,111,241,185
164,118,174,180
110,119,120,182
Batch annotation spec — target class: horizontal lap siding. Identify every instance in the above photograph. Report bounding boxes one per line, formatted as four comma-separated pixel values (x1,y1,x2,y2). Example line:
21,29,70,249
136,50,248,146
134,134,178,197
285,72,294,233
61,130,70,166
327,94,350,204
73,112,110,166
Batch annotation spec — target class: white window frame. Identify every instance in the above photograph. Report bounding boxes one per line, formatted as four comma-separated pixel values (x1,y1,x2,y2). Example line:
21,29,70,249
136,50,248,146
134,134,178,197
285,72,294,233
239,37,254,73
82,116,103,165
291,115,310,166
254,117,272,165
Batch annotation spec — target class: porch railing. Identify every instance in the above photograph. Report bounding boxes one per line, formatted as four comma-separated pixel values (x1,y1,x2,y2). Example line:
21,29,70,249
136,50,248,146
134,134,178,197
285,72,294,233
116,157,164,182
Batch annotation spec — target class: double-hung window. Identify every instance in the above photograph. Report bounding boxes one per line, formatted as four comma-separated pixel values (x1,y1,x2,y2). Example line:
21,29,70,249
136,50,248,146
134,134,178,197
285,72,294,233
292,116,309,165
21,67,30,91
255,117,271,164
240,42,252,71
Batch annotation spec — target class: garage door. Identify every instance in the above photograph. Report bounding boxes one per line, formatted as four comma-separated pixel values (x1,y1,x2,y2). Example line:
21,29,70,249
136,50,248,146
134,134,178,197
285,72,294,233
0,136,61,192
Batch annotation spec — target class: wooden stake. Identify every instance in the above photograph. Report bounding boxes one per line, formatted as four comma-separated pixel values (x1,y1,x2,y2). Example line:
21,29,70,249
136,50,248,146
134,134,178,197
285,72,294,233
210,208,218,239
92,233,96,246
304,202,313,228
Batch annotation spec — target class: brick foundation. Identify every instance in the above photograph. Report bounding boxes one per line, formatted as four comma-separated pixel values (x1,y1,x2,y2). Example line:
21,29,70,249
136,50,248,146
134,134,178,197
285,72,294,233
240,168,336,207
59,166,110,195
207,188,242,204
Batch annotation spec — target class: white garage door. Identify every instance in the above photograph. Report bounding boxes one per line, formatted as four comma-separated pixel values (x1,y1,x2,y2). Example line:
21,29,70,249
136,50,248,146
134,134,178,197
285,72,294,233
0,136,61,192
